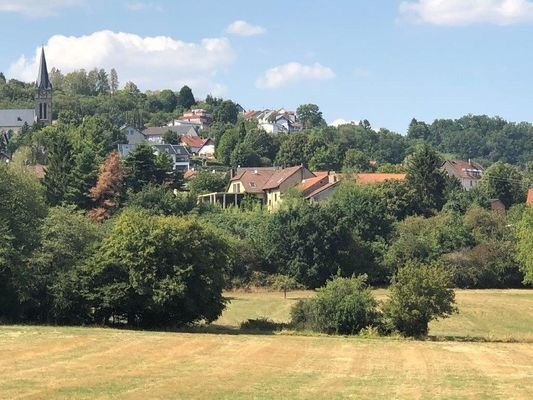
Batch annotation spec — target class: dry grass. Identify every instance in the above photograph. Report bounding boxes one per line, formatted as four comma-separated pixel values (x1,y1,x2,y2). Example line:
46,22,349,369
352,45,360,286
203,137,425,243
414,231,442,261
0,289,532,399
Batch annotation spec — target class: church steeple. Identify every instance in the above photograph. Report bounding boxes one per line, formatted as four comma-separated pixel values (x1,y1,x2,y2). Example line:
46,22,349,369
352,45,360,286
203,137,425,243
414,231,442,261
36,47,52,90
35,47,52,124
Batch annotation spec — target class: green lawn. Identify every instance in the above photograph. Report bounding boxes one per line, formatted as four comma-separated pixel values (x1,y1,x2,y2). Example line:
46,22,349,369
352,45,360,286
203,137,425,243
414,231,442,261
0,289,532,399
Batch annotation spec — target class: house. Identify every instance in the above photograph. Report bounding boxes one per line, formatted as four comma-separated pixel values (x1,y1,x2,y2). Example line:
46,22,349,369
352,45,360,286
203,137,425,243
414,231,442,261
442,160,484,190
0,48,52,138
180,135,215,157
120,125,145,145
117,143,190,172
244,109,303,134
527,188,533,206
262,165,315,210
174,109,213,129
300,172,340,203
219,165,314,210
142,125,198,144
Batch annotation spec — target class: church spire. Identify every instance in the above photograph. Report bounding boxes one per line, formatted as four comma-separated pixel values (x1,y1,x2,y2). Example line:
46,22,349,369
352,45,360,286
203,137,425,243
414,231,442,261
35,47,52,90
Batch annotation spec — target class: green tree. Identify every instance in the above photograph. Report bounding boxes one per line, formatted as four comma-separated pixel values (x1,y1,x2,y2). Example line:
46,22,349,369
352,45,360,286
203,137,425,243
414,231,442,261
188,171,228,195
384,262,457,337
86,210,230,327
343,149,371,172
124,142,158,192
177,85,196,109
109,68,119,94
230,142,261,167
213,100,239,124
216,128,239,165
275,132,308,167
296,104,325,129
478,162,526,208
43,131,76,206
291,275,380,335
162,130,180,145
125,184,194,216
406,144,447,216
517,207,533,284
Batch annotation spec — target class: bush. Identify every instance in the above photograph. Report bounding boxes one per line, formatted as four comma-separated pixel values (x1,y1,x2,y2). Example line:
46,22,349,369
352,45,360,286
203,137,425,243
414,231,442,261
290,275,380,335
384,262,457,337
240,318,284,332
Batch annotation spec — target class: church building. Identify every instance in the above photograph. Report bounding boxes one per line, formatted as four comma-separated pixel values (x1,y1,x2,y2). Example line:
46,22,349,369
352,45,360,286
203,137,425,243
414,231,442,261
0,48,53,133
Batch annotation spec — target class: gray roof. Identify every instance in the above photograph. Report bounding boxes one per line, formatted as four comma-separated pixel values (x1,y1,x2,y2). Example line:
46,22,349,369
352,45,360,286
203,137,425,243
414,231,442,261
36,48,52,90
0,109,35,128
117,143,189,157
142,125,198,137
152,144,189,156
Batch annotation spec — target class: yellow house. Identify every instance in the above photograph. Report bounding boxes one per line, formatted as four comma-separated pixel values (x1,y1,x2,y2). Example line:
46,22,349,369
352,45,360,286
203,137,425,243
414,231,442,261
225,165,314,210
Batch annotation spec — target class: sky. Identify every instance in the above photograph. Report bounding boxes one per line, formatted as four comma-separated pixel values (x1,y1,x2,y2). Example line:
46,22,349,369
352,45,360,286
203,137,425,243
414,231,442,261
2,0,533,133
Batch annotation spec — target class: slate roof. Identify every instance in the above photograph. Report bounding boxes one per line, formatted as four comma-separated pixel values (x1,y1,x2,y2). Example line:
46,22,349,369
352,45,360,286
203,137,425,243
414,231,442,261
143,125,198,137
0,109,35,128
36,48,52,90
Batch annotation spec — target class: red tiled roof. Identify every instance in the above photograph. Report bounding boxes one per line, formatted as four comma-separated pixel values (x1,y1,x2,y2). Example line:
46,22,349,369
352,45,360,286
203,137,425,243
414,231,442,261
355,173,406,184
527,188,533,206
230,167,278,194
180,135,210,149
263,165,304,190
444,160,484,180
305,181,339,199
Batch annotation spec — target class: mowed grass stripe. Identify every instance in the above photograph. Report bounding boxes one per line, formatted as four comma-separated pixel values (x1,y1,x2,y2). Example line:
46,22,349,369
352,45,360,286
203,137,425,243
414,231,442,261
1,327,533,399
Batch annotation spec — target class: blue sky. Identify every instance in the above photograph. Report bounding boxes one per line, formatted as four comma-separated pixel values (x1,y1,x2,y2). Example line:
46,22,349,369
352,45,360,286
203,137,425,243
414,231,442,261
2,0,533,133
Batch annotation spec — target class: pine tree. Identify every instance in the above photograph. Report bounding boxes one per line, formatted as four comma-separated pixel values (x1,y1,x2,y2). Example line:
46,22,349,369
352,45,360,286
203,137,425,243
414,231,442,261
88,151,124,221
43,132,75,206
406,143,446,216
110,68,119,95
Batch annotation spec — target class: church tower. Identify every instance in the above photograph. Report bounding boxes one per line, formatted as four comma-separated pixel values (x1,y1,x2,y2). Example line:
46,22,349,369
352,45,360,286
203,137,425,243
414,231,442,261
35,47,52,125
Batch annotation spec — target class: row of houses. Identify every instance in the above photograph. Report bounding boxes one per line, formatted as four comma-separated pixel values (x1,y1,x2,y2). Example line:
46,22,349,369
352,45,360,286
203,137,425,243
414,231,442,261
196,159,506,211
243,109,303,134
198,165,407,211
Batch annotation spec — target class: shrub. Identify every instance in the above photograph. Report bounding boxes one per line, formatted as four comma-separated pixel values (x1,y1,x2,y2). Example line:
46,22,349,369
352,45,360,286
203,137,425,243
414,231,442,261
290,275,380,335
384,262,457,337
240,318,284,332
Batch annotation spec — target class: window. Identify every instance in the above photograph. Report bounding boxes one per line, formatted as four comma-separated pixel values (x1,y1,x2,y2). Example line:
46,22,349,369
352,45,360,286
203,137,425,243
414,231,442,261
43,103,47,120
274,193,277,202
39,103,43,120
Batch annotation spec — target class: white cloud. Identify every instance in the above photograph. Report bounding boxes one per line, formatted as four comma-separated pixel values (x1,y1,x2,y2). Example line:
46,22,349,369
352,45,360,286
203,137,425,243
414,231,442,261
226,20,266,36
256,62,335,89
399,0,533,26
0,0,82,16
124,2,162,12
8,30,235,96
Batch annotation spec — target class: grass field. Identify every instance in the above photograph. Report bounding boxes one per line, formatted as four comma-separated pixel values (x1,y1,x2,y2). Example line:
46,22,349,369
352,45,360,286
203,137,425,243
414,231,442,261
1,289,532,399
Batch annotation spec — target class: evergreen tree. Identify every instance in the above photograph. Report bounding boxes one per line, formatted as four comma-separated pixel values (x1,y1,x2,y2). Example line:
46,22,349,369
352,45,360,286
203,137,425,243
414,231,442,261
109,68,119,94
406,144,447,216
43,132,76,206
88,151,124,221
177,85,195,109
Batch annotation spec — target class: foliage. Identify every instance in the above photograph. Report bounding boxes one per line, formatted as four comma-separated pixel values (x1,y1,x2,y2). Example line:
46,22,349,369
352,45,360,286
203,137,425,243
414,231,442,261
88,151,125,221
384,262,457,337
478,161,526,208
125,184,195,216
296,104,325,129
290,275,380,335
188,171,228,194
259,200,357,288
86,210,231,327
517,207,533,284
406,143,447,216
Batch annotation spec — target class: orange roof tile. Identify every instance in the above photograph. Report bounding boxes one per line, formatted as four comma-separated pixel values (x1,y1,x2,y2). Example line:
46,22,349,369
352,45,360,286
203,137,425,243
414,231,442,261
527,188,533,206
355,173,406,184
